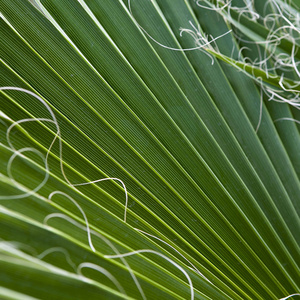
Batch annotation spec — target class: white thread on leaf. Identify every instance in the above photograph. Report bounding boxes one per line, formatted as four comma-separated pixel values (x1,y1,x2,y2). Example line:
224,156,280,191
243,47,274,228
78,262,126,295
127,0,232,52
0,240,38,256
279,293,300,300
38,247,77,272
0,147,49,200
274,117,300,124
105,249,194,300
134,228,211,284
194,0,300,126
73,178,128,223
1,87,141,296
0,87,129,222
44,208,145,299
48,191,96,252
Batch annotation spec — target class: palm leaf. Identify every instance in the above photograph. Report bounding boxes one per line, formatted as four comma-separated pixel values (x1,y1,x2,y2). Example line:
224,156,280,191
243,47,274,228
0,0,299,299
